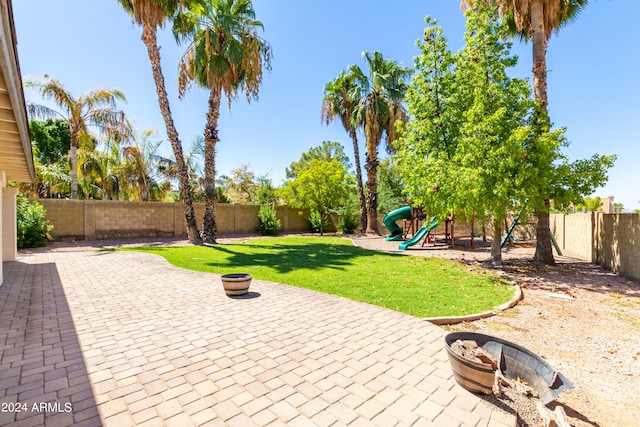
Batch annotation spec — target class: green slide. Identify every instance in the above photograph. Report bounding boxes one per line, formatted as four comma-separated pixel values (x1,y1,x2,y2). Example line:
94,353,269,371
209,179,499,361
399,217,438,250
383,206,413,241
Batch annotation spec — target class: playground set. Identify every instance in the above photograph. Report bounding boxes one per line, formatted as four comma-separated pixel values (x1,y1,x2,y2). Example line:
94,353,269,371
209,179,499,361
382,206,531,252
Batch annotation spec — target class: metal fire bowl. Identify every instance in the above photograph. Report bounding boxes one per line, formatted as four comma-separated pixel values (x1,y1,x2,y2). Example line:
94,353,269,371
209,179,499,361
444,331,574,404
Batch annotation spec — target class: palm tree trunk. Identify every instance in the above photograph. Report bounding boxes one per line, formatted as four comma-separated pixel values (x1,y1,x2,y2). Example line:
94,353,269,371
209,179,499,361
140,176,150,202
365,148,379,235
69,134,78,199
202,88,222,244
349,128,367,234
530,0,554,265
531,0,548,112
141,24,202,245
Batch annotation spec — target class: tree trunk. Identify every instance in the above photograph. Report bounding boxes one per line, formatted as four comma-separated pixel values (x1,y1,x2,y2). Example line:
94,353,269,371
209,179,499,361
69,134,78,199
141,24,202,245
530,0,554,265
202,88,222,244
530,0,548,112
349,128,367,234
365,154,379,235
491,216,502,265
534,200,555,264
140,180,150,202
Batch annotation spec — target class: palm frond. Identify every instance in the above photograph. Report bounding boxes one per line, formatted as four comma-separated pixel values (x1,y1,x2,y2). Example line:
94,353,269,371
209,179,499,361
26,102,62,120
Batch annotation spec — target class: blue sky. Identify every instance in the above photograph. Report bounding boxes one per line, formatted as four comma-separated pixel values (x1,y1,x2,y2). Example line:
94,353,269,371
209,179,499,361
14,0,640,211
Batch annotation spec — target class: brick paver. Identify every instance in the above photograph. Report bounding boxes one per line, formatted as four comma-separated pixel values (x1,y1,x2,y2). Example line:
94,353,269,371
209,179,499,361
1,247,515,426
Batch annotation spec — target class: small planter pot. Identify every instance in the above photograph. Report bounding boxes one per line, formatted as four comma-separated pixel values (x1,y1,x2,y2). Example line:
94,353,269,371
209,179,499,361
221,273,252,296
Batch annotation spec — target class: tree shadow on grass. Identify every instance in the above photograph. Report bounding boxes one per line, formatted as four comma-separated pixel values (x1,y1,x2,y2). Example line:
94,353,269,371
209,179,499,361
204,241,397,274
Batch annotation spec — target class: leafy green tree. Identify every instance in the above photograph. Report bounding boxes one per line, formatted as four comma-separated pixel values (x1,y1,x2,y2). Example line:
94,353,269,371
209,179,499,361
377,157,407,215
321,71,367,233
574,196,601,212
282,156,354,235
256,177,278,206
286,141,351,179
396,5,613,263
462,0,590,265
25,76,127,200
349,51,411,234
284,160,354,235
217,164,258,203
29,119,71,164
173,0,272,243
118,0,202,244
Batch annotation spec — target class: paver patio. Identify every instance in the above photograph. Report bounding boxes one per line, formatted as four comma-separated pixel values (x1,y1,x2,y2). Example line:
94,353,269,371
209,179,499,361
1,245,516,426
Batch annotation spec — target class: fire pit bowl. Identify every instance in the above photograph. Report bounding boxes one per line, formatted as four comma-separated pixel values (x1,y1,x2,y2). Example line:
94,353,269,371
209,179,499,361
444,332,573,404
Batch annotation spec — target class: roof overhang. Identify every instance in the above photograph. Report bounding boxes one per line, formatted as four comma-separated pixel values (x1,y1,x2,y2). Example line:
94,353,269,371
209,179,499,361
0,0,34,183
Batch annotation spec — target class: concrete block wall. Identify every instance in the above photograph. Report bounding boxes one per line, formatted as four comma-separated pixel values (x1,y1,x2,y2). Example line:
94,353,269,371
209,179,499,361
38,199,312,240
93,201,176,239
550,213,594,262
38,199,85,238
550,213,640,282
594,213,640,281
279,206,311,232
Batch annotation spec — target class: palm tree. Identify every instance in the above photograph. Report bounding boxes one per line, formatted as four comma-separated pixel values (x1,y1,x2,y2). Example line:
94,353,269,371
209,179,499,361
118,0,203,244
173,0,272,243
122,125,173,201
349,51,411,234
321,70,367,234
79,141,124,200
462,0,589,264
25,75,127,200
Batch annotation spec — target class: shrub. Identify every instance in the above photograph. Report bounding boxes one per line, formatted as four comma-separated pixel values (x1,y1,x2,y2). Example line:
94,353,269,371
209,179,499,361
17,194,53,248
338,208,358,234
308,210,330,234
257,204,281,236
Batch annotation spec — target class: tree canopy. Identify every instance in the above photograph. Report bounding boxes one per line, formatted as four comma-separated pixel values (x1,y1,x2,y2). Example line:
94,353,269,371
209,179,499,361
282,142,355,234
285,141,351,179
29,119,71,164
396,4,614,262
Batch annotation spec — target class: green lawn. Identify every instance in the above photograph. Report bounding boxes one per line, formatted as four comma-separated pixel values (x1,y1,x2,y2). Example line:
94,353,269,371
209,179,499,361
125,236,514,318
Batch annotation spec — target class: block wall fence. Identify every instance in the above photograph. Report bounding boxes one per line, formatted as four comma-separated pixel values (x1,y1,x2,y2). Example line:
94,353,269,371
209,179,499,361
550,212,640,282
38,199,311,239
36,200,640,282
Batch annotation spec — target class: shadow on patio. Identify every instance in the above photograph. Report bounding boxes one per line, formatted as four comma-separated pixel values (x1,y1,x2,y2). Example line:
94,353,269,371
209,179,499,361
0,260,101,426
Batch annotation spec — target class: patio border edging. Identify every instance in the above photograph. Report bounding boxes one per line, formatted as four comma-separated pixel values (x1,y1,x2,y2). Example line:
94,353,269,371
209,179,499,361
425,283,523,325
